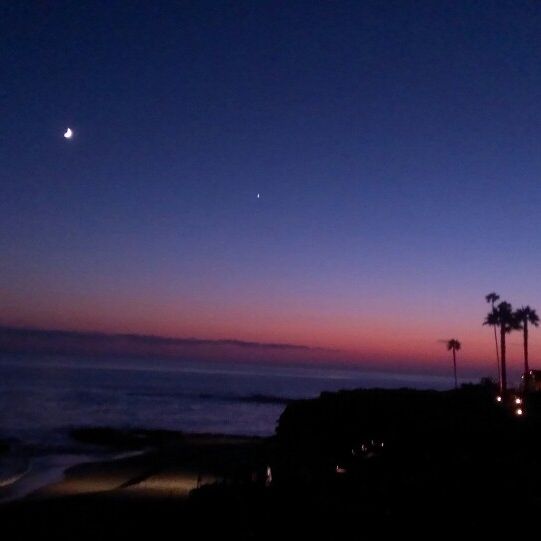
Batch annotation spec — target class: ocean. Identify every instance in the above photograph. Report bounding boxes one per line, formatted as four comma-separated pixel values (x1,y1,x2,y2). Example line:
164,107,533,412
0,354,457,439
0,354,455,499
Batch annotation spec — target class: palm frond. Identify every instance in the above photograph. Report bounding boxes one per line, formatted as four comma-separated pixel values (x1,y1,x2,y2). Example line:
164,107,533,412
485,292,500,304
446,339,461,351
516,305,540,327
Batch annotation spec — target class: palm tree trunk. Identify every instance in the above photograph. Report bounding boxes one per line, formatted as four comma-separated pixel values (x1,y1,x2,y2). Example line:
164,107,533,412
493,325,501,387
453,348,457,390
500,325,507,397
524,321,529,375
491,300,501,390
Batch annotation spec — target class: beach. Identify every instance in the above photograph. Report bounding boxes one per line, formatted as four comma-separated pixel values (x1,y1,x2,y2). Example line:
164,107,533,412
0,428,276,539
0,428,265,502
0,426,271,539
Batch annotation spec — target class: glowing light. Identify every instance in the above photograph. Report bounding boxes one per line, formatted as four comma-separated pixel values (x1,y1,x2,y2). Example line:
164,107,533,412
515,398,522,405
496,396,502,402
64,127,73,139
516,408,523,416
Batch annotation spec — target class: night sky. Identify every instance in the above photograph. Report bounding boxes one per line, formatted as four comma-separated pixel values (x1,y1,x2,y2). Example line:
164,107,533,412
2,1,541,376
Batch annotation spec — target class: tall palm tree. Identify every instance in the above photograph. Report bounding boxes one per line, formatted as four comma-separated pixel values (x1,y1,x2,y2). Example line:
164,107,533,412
484,301,520,397
446,339,461,390
515,306,539,376
485,292,501,386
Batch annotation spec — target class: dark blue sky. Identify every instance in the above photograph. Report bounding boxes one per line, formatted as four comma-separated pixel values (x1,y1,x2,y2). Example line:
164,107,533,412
2,1,541,373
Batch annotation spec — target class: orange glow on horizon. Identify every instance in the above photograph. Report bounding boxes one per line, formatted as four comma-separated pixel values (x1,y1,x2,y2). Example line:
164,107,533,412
2,286,540,381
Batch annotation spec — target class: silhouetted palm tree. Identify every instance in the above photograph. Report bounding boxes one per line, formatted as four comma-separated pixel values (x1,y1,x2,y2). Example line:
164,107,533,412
515,306,539,376
446,339,461,389
485,292,501,386
484,301,520,396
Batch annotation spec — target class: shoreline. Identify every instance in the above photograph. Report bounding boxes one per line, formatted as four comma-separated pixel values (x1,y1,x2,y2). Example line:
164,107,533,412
0,427,266,504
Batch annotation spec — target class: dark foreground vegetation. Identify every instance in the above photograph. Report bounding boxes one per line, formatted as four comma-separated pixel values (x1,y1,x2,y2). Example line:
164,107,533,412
2,384,541,538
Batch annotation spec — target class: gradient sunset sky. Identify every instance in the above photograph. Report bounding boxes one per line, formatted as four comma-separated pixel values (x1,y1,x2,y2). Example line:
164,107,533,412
2,1,541,379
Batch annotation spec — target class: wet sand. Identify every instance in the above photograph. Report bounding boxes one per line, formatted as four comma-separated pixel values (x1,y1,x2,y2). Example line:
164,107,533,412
0,429,269,540
4,429,264,502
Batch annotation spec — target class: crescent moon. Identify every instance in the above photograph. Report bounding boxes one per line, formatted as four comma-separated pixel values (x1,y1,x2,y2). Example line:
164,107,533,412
64,128,73,139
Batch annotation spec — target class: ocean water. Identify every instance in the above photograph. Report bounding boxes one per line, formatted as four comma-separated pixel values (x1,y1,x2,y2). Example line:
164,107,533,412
0,354,457,499
0,354,456,442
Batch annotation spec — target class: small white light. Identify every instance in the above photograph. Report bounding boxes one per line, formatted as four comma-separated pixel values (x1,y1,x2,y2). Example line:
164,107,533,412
496,396,502,402
515,398,522,405
516,408,523,416
64,127,73,139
